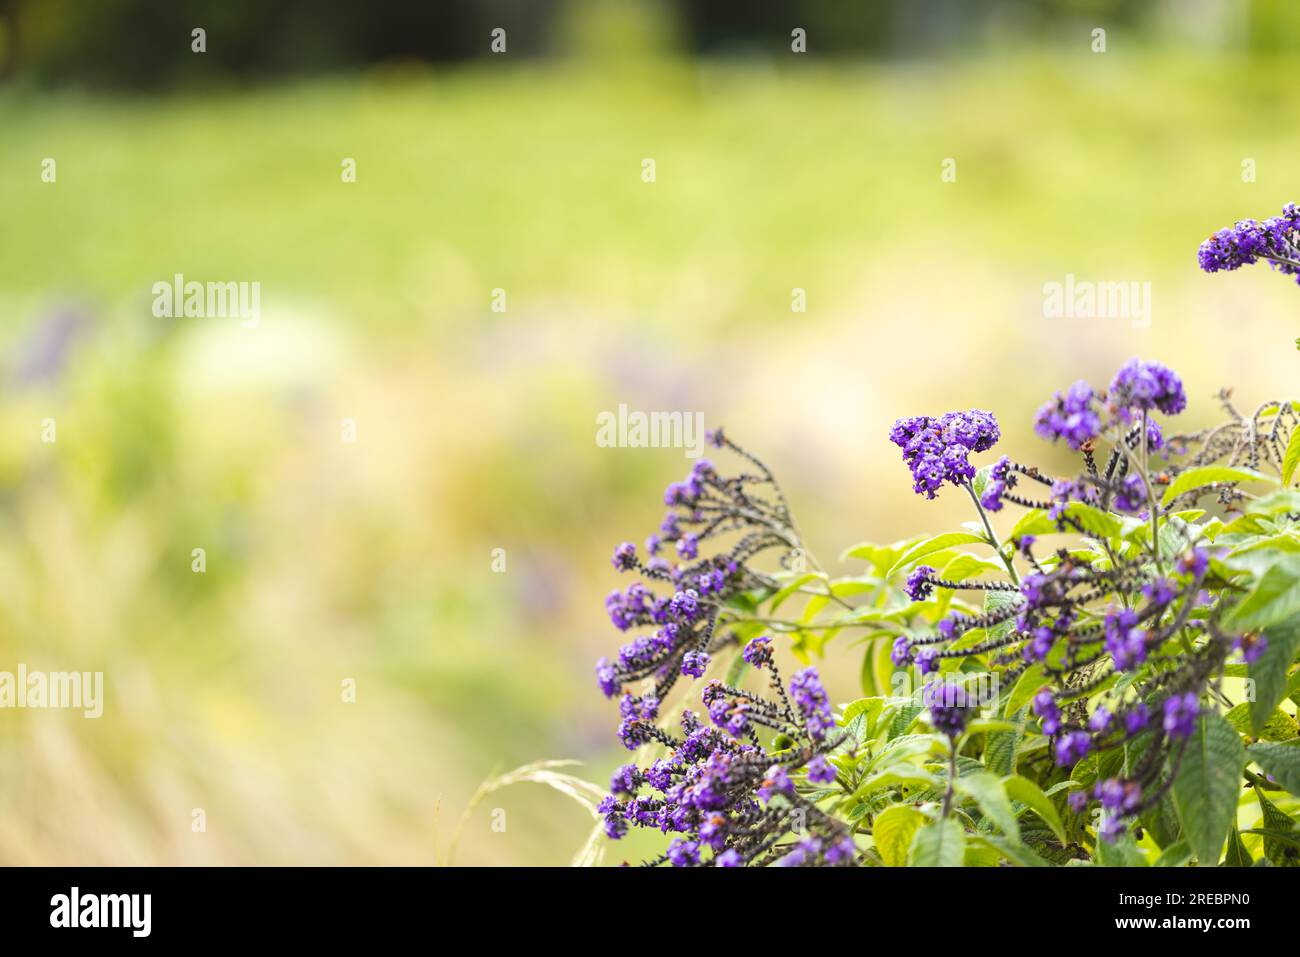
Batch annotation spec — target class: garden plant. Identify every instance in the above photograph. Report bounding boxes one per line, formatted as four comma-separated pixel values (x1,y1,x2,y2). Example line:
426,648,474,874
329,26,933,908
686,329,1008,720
589,347,1300,867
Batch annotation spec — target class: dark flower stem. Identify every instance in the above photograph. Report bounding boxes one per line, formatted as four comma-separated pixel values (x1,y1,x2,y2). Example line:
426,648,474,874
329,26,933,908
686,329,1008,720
965,481,1020,586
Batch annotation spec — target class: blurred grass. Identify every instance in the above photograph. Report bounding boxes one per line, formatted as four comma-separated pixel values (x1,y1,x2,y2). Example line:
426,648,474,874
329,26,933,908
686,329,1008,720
1,51,1298,864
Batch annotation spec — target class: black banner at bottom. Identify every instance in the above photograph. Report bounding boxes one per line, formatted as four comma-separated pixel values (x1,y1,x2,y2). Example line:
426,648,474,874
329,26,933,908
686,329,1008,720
0,864,1280,942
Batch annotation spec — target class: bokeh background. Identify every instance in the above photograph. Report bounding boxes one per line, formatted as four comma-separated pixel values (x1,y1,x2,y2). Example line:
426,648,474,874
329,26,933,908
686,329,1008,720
0,0,1298,865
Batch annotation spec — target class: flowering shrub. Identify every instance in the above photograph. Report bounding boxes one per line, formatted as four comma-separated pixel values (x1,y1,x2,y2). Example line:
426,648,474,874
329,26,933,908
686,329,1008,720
1198,201,1300,349
594,362,1300,866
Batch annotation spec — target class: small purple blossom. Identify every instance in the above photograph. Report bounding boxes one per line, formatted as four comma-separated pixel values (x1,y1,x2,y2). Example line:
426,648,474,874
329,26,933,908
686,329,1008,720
681,650,710,678
789,668,834,741
924,678,971,738
742,636,773,668
905,565,935,602
1108,359,1187,418
1035,381,1101,450
1162,692,1199,740
806,754,836,785
1055,730,1092,767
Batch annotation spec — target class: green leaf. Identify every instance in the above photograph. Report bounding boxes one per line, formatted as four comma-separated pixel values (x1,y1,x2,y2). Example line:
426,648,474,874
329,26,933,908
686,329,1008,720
1226,557,1300,633
1009,509,1055,540
873,805,925,867
1247,620,1300,735
956,771,1020,841
1255,789,1299,866
1172,712,1246,865
970,833,1049,867
1223,826,1254,867
1154,840,1193,867
768,572,826,613
1248,741,1300,796
886,532,988,579
908,817,966,866
1065,502,1123,540
985,708,1026,777
1004,774,1066,844
1006,663,1050,717
1282,426,1300,486
1161,466,1274,506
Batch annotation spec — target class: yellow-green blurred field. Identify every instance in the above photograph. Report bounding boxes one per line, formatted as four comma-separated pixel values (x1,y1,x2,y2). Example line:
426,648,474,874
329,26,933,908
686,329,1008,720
1,50,1298,864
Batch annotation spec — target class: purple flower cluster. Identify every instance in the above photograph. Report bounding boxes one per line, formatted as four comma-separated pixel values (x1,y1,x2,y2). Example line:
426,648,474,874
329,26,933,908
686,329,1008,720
923,678,972,738
1197,203,1300,284
1034,381,1100,450
889,409,1000,499
594,438,857,866
1108,359,1187,419
980,455,1016,512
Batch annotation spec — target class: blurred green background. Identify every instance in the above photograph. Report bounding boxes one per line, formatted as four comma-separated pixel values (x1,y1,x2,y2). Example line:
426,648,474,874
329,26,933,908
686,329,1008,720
1,0,1298,865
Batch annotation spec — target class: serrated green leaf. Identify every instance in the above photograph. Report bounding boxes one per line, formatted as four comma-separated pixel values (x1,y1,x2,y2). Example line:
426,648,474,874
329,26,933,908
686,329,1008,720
1227,557,1300,634
1004,774,1066,844
956,771,1020,841
1247,620,1300,735
985,708,1026,777
873,805,925,867
1255,789,1299,866
1173,712,1246,865
1248,741,1300,796
908,817,966,866
1162,466,1274,506
1223,826,1254,866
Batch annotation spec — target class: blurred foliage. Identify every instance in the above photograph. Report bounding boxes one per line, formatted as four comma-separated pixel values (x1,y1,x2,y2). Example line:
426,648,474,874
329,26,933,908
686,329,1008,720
2,38,1300,863
6,0,1300,88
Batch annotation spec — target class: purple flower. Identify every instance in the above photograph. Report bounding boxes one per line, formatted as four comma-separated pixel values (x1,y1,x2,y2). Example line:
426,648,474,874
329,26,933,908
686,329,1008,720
824,836,856,865
915,647,939,675
610,763,641,795
742,636,773,667
889,410,1000,500
924,678,971,738
715,848,742,867
1035,381,1101,450
806,754,836,785
1089,706,1113,734
1236,634,1268,665
905,565,935,602
1142,577,1176,607
676,534,699,560
1112,473,1148,514
611,541,637,571
595,657,620,697
789,668,834,741
890,636,913,667
681,650,710,678
1162,692,1199,740
1178,547,1209,579
1032,688,1061,736
1095,778,1141,814
774,837,822,867
1104,607,1148,671
1055,730,1092,766
1124,702,1151,737
1198,206,1300,285
757,765,792,803
1108,359,1187,418
980,455,1016,512
667,837,701,867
